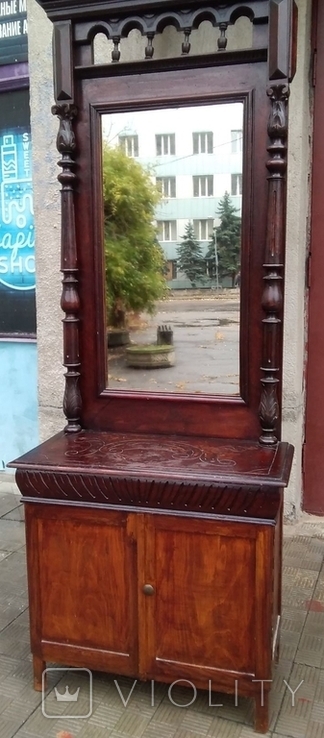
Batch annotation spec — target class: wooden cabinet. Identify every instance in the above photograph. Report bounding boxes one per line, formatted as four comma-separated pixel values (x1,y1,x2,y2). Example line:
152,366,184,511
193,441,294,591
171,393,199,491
14,430,291,732
25,501,281,730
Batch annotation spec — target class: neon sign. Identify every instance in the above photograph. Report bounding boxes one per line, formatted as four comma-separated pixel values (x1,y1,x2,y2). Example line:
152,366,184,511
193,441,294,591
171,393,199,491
0,127,35,291
0,0,28,66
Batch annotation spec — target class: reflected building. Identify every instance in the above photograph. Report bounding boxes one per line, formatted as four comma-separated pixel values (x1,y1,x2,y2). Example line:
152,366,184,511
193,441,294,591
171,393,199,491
102,104,243,289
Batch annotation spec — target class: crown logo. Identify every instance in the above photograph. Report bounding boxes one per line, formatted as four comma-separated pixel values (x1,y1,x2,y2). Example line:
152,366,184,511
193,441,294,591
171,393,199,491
54,685,80,702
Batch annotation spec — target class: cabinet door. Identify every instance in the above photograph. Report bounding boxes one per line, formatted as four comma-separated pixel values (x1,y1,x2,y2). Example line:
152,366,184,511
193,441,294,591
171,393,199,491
26,504,138,676
139,514,272,689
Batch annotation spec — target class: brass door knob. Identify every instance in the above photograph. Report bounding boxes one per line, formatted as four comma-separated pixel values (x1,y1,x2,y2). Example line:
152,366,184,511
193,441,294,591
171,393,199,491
142,584,155,596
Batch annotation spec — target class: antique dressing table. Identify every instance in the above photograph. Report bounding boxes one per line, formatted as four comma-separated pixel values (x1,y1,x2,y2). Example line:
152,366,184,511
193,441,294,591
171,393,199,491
10,0,297,731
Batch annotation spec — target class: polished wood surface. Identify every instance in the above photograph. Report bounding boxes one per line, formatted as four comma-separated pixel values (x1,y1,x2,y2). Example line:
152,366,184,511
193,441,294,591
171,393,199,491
26,505,138,677
143,516,257,677
78,68,266,439
14,0,297,732
24,497,282,735
12,430,293,487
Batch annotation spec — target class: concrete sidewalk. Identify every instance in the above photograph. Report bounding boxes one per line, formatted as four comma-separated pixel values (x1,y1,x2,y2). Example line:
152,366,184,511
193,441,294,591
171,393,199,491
0,481,324,738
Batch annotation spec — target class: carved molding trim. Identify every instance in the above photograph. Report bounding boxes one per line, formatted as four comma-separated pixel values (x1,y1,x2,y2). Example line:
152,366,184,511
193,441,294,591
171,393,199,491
73,3,265,64
259,84,289,445
16,469,281,521
52,103,82,432
82,6,255,37
39,0,269,23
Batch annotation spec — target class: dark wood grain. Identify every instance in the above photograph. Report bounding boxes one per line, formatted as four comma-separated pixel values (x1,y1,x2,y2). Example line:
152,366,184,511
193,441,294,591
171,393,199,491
36,0,270,24
25,504,139,677
77,67,266,438
16,471,285,522
52,103,82,432
144,516,257,678
24,500,282,729
36,0,296,442
53,21,74,102
269,0,298,81
19,1,298,732
259,83,289,445
11,429,294,487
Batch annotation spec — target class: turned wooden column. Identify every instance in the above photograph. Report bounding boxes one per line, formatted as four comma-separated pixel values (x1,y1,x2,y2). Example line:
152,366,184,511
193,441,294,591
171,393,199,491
52,103,82,432
259,84,289,445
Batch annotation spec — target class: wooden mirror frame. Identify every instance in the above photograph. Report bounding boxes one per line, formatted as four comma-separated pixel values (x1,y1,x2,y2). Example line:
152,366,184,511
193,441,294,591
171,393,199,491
37,0,297,445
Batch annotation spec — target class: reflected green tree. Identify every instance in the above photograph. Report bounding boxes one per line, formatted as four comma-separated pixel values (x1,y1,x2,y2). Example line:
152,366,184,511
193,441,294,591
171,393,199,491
206,192,241,287
177,222,205,288
103,145,167,329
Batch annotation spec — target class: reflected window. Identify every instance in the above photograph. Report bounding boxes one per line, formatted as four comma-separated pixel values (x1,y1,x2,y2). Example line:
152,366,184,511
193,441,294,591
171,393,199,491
231,129,243,153
156,177,176,198
193,131,213,154
157,220,177,241
156,133,175,156
231,173,242,196
193,219,214,241
193,175,213,197
119,134,139,157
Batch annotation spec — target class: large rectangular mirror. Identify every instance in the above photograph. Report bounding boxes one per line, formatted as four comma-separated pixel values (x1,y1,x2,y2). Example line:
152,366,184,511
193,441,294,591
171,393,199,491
102,101,243,395
79,64,263,437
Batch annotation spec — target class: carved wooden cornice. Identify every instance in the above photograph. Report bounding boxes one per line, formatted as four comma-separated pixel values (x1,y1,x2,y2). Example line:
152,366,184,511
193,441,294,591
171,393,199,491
44,0,297,113
36,0,269,23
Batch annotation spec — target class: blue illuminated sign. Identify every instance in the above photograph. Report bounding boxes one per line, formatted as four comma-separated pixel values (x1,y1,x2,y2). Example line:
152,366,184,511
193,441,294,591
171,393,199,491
0,127,35,291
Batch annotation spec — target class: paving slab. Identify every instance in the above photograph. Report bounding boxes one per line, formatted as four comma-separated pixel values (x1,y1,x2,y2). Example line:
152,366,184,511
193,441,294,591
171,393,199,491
0,478,19,496
0,494,22,518
0,520,26,552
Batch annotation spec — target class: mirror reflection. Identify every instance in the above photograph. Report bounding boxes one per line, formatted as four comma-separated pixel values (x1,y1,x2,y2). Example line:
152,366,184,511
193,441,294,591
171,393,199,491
102,102,243,395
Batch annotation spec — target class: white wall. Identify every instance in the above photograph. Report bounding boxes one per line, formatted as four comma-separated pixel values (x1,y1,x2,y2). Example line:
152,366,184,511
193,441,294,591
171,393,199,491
28,0,64,440
282,0,312,519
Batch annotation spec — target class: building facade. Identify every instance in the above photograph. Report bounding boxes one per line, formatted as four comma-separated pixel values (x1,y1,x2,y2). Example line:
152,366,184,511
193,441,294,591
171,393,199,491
103,104,243,288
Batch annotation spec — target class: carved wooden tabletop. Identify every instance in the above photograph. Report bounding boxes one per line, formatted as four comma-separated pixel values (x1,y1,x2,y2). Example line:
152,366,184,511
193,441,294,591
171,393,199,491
10,430,293,487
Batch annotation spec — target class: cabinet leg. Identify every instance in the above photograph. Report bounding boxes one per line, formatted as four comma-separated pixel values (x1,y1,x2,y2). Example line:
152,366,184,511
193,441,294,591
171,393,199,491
254,691,269,734
33,655,46,692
